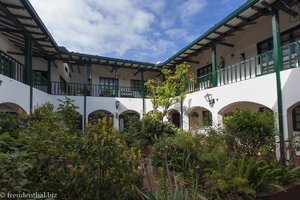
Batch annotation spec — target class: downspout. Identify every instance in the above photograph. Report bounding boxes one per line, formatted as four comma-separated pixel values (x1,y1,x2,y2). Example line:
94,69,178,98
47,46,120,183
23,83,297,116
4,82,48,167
272,9,285,164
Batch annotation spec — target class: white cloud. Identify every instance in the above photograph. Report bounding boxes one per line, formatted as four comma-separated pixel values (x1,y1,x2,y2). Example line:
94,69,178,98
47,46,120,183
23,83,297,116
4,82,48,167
29,0,175,62
178,0,207,23
29,0,208,62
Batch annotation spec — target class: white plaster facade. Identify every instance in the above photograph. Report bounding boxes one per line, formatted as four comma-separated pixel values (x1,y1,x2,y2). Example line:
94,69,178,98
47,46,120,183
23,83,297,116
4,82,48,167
0,0,300,151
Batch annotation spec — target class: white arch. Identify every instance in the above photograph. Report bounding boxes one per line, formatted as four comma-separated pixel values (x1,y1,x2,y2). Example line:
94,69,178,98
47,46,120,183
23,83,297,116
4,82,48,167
218,101,271,115
0,102,27,115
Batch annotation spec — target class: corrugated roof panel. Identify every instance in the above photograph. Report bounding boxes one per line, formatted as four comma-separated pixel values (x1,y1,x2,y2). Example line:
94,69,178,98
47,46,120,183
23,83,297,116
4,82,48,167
216,26,231,33
207,33,219,39
228,18,241,26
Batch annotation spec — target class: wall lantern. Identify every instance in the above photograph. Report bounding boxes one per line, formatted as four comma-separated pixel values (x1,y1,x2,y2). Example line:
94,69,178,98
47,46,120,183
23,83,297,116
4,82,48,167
204,93,215,105
0,80,2,87
115,100,120,109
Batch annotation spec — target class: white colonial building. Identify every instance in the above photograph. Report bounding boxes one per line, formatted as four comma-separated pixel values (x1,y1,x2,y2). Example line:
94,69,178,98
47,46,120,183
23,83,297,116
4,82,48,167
0,0,300,159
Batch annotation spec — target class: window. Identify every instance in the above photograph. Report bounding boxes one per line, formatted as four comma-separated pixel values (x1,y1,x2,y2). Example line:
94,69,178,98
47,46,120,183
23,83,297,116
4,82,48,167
100,77,117,87
33,70,48,85
197,64,212,86
257,25,300,59
202,110,212,126
99,77,118,96
131,80,142,91
293,105,300,131
60,76,67,93
197,64,212,77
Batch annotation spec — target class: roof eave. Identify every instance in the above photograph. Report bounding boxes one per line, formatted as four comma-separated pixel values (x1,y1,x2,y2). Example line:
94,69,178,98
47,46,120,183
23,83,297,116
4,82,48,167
161,0,260,66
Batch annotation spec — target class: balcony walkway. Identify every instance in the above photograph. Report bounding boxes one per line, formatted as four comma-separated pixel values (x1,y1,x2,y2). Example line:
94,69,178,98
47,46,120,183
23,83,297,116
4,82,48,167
1,41,300,99
188,40,300,93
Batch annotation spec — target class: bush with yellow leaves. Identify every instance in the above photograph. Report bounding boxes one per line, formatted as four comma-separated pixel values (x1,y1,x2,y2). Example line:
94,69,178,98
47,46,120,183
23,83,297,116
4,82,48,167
70,117,143,199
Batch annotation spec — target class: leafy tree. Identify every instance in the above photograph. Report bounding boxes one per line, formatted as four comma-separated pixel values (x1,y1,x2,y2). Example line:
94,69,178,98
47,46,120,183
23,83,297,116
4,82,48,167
57,97,82,132
145,62,193,120
223,109,275,158
0,102,142,199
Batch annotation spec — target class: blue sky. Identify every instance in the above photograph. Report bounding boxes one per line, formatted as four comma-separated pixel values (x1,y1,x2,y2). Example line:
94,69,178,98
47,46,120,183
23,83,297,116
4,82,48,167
30,0,246,63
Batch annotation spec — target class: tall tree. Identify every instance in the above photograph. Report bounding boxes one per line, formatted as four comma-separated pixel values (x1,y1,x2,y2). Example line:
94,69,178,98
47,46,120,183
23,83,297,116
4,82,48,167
145,62,193,120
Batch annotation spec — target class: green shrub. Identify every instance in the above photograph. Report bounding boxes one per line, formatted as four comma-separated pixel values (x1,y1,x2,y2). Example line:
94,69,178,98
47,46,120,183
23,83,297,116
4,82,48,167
140,114,177,147
204,156,300,199
120,113,177,149
223,109,275,158
151,130,227,185
0,102,142,200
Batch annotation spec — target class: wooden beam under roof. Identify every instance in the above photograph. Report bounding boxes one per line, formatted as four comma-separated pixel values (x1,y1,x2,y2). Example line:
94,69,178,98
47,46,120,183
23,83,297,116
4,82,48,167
279,0,299,17
0,2,50,57
259,1,272,10
2,3,24,10
0,19,17,28
206,37,234,47
251,5,271,14
0,27,22,33
236,15,249,21
22,22,40,29
2,32,23,42
184,60,200,64
12,13,32,20
8,38,23,45
38,43,54,48
224,24,244,31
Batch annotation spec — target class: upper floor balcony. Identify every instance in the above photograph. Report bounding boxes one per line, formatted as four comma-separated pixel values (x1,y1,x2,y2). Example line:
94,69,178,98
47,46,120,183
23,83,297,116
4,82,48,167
0,50,147,98
187,40,300,93
1,40,300,99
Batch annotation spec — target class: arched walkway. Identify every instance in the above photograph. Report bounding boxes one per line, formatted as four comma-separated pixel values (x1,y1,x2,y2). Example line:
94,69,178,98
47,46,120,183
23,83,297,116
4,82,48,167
167,109,181,128
218,101,271,116
0,102,27,115
119,110,140,130
88,109,114,125
186,106,212,134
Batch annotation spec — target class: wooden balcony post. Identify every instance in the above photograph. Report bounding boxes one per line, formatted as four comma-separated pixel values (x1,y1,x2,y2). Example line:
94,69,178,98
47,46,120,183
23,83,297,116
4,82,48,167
141,69,145,115
25,36,33,113
83,63,87,131
47,59,51,94
212,46,217,87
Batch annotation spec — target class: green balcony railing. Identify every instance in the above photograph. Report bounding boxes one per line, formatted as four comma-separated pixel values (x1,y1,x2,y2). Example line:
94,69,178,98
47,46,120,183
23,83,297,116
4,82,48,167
188,40,300,93
33,72,50,93
187,73,212,93
0,50,26,84
2,41,299,98
0,50,50,93
51,82,144,98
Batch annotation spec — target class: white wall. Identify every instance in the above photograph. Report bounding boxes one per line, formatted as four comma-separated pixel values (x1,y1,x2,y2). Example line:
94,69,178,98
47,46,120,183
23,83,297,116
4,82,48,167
0,74,30,114
91,64,159,86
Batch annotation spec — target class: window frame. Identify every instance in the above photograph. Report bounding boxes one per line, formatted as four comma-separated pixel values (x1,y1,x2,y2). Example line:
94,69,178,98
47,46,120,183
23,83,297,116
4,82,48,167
131,79,142,91
257,24,300,57
60,76,67,93
293,105,300,131
99,77,118,96
202,110,212,127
